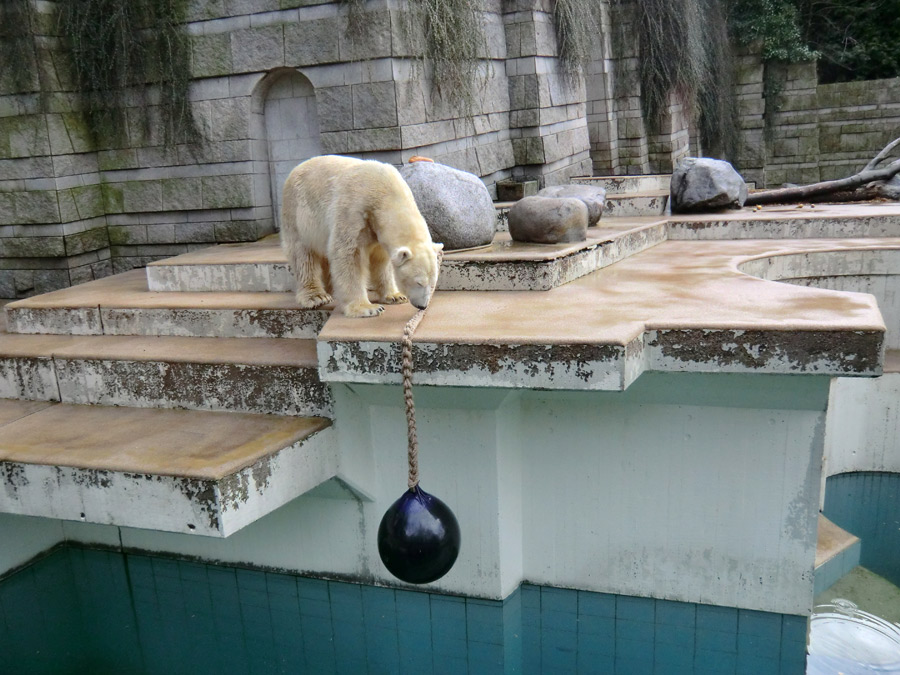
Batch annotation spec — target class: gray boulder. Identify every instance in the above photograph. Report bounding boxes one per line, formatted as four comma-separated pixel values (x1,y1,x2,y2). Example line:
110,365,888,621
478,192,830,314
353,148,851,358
671,157,749,213
399,161,495,250
537,184,606,226
508,196,588,244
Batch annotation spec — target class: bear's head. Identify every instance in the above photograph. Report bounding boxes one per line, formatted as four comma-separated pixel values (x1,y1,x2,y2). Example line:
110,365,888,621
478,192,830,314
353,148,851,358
391,242,444,310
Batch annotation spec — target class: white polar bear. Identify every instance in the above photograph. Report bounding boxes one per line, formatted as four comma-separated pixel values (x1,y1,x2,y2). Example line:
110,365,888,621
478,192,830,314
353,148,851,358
280,155,443,318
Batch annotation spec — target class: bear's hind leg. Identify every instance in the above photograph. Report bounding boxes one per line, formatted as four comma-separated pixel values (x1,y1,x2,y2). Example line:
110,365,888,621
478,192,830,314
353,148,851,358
369,244,407,305
330,248,384,318
291,247,332,308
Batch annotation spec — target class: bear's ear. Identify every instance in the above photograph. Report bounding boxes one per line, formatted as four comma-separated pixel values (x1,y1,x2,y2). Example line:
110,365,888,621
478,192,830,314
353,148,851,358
392,247,412,266
433,243,444,253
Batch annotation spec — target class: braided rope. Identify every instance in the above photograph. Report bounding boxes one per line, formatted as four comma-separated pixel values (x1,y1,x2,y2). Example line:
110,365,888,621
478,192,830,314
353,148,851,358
401,249,443,490
402,309,425,489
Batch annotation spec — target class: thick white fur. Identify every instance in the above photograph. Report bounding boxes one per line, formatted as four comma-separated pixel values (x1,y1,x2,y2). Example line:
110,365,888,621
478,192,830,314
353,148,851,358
281,155,442,318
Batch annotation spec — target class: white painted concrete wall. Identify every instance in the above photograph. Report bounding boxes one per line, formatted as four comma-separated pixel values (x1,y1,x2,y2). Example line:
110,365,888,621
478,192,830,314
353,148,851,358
9,373,830,616
785,275,900,349
824,373,900,477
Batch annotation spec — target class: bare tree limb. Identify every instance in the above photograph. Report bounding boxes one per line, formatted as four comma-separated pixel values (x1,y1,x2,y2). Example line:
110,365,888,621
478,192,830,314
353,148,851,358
864,136,900,171
746,137,900,206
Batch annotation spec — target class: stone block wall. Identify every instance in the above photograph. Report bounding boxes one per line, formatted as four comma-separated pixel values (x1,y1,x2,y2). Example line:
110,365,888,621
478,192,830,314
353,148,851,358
2,0,607,297
503,0,592,185
734,51,900,187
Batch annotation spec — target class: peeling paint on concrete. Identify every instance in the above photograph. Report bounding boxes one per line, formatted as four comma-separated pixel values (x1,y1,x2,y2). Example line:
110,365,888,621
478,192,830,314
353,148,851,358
321,339,628,390
53,358,332,417
647,328,884,375
0,426,337,537
6,307,104,336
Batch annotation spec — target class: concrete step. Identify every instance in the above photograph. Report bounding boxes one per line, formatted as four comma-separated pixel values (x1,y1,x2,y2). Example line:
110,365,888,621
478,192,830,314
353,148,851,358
0,399,335,537
495,192,669,226
147,219,668,293
0,332,331,417
5,269,329,339
573,174,671,194
814,515,862,596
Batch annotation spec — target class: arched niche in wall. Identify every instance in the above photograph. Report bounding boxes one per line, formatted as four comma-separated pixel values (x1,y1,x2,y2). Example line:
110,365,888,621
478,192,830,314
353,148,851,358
261,69,322,230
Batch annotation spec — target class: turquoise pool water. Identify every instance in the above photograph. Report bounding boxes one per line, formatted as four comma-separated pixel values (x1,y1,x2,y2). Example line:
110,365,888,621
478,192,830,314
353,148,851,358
0,546,807,674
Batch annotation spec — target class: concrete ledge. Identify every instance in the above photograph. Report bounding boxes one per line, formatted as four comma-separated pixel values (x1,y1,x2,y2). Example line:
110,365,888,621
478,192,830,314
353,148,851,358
146,220,668,293
6,270,329,339
0,333,331,417
0,400,335,537
317,237,890,390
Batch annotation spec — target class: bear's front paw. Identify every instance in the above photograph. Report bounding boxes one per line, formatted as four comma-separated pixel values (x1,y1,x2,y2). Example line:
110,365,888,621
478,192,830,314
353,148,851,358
344,302,385,318
378,292,408,305
295,291,332,308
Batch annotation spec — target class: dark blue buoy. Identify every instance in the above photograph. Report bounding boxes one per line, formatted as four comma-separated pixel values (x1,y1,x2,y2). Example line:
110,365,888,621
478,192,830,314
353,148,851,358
377,485,461,584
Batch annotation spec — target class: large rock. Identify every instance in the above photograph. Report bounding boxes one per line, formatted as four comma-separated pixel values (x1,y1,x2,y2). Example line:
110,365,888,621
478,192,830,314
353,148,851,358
508,196,588,244
537,184,606,226
399,161,495,250
670,158,748,213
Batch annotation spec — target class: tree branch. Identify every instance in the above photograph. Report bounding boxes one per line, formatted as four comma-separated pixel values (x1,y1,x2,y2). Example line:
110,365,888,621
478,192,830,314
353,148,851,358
746,137,900,205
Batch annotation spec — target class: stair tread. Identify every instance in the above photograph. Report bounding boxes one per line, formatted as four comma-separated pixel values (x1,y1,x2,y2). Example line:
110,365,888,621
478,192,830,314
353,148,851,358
816,514,860,568
7,269,330,311
0,399,329,480
0,332,318,366
149,219,668,267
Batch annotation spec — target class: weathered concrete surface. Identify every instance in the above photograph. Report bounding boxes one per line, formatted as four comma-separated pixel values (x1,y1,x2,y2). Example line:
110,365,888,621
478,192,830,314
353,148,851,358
6,270,329,339
0,400,334,536
0,333,331,416
145,219,668,293
318,237,892,389
669,202,900,239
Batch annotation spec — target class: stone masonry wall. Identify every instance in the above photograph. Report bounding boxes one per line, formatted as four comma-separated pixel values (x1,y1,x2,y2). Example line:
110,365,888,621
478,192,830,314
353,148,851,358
1,0,611,297
734,52,900,187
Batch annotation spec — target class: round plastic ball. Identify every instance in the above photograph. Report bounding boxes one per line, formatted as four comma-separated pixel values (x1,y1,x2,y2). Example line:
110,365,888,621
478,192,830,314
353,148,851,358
377,485,461,584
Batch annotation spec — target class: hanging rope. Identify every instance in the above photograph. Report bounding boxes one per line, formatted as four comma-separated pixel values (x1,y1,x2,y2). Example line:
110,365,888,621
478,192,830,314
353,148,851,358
402,308,425,489
401,249,443,490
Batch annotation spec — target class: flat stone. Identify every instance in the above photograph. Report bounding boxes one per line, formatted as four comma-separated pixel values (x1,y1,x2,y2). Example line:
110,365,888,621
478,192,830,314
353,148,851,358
671,157,749,213
538,184,607,226
508,196,588,244
399,161,495,251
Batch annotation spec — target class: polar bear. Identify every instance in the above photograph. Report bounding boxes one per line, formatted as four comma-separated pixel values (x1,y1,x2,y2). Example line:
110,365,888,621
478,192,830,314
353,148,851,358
280,155,443,318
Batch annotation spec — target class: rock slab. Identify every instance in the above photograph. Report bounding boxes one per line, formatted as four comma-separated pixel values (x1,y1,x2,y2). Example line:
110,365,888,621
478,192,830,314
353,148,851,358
537,184,606,226
671,158,748,213
399,162,495,250
508,196,588,244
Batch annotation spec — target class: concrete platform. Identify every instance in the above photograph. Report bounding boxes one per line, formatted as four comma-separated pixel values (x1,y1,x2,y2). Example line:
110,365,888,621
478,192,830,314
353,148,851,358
0,332,330,417
319,237,893,390
146,219,668,293
0,399,334,536
669,202,900,239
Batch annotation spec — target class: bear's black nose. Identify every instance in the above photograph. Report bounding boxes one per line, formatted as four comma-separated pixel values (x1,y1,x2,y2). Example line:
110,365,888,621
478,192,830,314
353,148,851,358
412,302,427,310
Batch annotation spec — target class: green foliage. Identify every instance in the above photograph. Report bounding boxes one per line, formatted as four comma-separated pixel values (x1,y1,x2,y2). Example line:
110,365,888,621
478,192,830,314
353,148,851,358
698,0,740,161
401,0,488,114
637,0,706,125
553,0,601,76
728,0,818,62
795,0,900,82
59,0,199,149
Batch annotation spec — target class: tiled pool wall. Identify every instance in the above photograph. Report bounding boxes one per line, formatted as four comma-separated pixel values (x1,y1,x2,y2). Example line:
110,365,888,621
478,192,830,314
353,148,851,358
0,546,807,674
824,471,900,587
